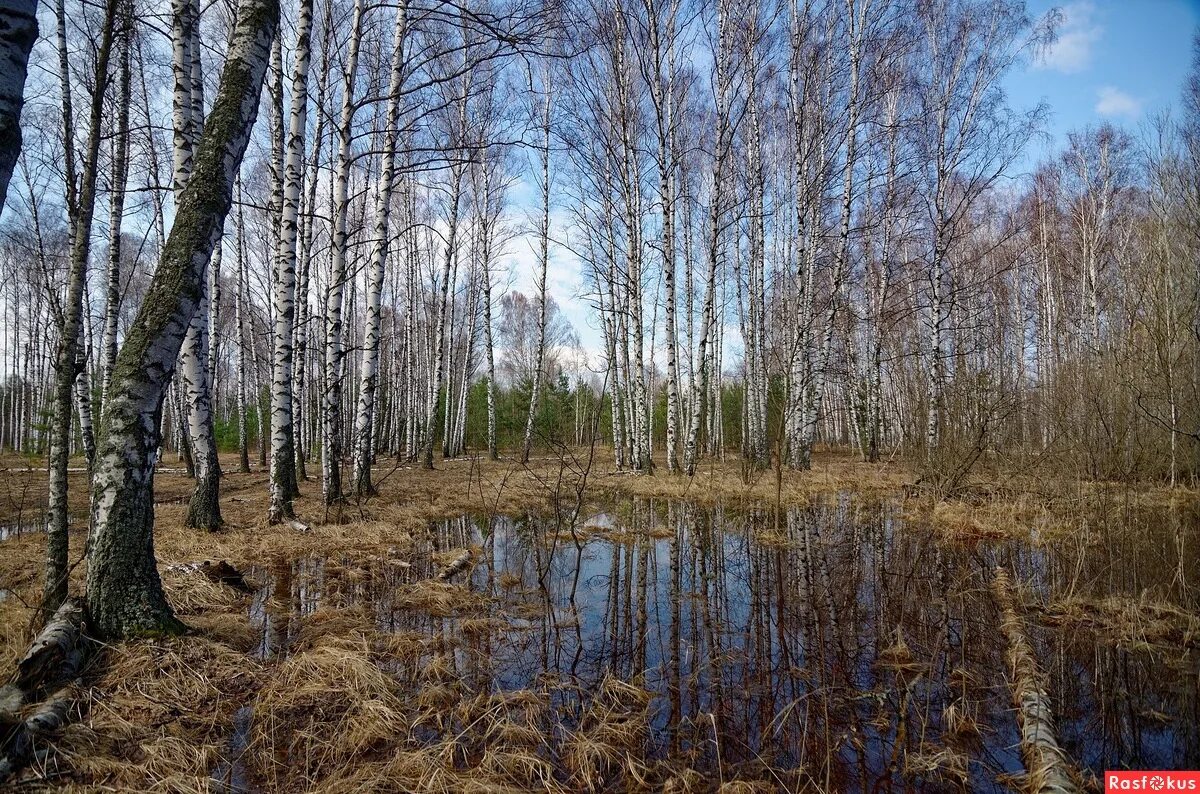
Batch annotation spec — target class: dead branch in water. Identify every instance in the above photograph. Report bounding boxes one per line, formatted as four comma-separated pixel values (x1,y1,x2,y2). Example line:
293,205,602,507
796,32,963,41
437,549,473,581
992,567,1078,794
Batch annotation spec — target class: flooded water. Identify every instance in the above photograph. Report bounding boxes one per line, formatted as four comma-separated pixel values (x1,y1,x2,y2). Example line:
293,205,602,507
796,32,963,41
0,516,43,541
241,494,1199,791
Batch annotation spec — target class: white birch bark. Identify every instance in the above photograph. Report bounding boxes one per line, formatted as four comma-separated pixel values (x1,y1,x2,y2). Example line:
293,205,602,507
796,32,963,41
795,0,868,469
478,159,499,460
102,13,132,407
643,0,681,472
521,87,552,464
45,0,118,611
352,1,408,494
268,0,313,520
234,188,251,472
87,0,278,638
683,0,730,476
323,0,364,502
176,0,225,529
423,76,470,470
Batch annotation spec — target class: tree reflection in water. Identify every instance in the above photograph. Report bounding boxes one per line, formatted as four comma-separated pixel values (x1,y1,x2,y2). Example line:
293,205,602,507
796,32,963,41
246,495,1199,790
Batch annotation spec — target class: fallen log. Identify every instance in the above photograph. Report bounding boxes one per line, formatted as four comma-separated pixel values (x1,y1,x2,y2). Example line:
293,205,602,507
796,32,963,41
992,567,1078,794
11,598,85,699
1,599,90,784
437,549,473,581
0,681,79,781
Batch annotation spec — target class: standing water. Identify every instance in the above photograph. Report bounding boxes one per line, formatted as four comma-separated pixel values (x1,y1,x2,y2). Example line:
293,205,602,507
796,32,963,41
237,494,1198,791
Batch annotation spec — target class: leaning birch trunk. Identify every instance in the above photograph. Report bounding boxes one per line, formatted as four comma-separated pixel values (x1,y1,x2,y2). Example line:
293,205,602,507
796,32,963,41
44,0,118,613
267,0,312,520
86,0,278,639
0,598,88,780
991,568,1078,794
0,0,36,216
521,89,552,465
322,0,363,503
352,0,408,496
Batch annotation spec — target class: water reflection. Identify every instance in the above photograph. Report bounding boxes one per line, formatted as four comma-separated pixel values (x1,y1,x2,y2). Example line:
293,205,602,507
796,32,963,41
0,516,43,541
245,495,1199,790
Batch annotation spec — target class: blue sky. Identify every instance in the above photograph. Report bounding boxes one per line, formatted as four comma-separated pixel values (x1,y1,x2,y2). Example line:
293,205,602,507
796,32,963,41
1009,0,1199,170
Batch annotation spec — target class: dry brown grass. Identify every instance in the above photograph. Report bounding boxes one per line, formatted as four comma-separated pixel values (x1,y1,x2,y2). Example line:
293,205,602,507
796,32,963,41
1042,595,1200,656
0,447,1190,791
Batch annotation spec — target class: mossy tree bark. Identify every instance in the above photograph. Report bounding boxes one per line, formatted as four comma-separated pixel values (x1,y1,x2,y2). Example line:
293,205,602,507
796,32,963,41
86,0,279,639
0,0,36,215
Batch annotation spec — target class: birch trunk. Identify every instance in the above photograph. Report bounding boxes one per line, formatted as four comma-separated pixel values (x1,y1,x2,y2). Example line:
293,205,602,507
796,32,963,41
323,0,364,502
293,9,330,481
87,0,278,638
423,91,468,470
352,1,408,495
644,0,680,472
181,256,222,530
268,0,312,520
0,0,35,215
235,192,251,472
102,13,132,407
521,89,552,464
44,0,118,612
175,0,224,530
480,165,499,460
795,0,867,469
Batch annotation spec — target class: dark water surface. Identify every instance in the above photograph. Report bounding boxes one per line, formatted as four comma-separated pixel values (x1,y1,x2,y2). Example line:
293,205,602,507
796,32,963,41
239,494,1199,791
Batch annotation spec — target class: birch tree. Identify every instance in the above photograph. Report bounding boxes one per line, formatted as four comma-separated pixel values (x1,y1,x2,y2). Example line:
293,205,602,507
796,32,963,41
322,0,364,502
0,0,36,215
268,0,313,520
352,0,409,496
87,0,279,638
44,0,120,611
175,0,225,530
521,77,552,464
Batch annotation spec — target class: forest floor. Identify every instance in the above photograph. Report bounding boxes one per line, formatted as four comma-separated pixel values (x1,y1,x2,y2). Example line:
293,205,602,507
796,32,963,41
0,448,1196,791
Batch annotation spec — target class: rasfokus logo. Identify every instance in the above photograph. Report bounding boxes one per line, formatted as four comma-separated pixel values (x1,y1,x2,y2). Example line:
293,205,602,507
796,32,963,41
1106,772,1200,791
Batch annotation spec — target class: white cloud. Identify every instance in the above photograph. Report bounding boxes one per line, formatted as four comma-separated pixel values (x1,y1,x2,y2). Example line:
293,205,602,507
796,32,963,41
1036,2,1102,74
1094,86,1141,117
